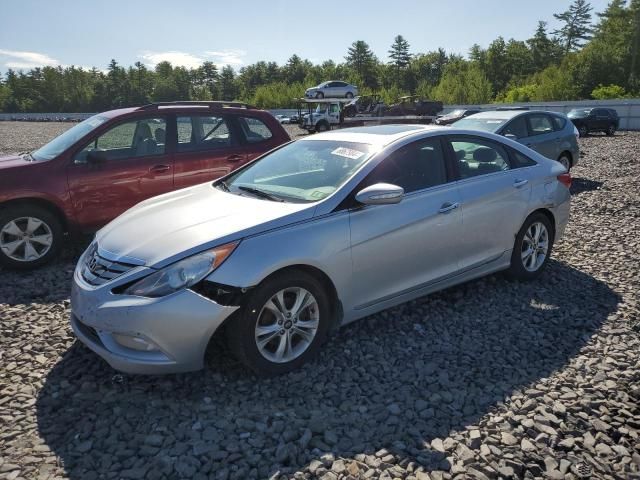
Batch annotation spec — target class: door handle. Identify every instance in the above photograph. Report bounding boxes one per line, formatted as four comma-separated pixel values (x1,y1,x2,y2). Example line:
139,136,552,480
525,143,533,147
226,154,244,162
438,202,459,214
149,164,170,173
513,179,529,188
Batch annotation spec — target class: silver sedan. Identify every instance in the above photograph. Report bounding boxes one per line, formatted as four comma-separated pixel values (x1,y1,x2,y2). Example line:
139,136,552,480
305,81,358,99
70,125,571,375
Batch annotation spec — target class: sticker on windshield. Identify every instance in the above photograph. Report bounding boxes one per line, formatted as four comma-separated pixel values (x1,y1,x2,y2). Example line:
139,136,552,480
486,120,504,124
331,147,365,160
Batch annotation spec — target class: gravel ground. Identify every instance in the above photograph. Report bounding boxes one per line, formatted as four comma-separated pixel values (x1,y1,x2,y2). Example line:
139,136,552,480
0,123,639,480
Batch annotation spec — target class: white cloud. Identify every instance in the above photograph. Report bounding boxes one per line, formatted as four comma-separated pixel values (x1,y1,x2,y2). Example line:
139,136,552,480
140,49,247,69
204,50,246,67
0,49,61,69
139,51,207,69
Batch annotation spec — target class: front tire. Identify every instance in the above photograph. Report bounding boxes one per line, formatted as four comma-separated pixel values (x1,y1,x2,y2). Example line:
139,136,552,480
506,213,554,281
226,270,331,375
316,121,329,132
0,205,63,270
606,124,616,136
315,92,324,99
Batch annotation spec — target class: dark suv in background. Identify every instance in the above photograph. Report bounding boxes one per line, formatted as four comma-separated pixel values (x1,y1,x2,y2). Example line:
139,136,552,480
568,107,620,136
0,102,290,269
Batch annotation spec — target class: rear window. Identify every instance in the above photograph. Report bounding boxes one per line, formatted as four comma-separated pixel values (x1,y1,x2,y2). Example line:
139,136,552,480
238,116,273,144
452,117,506,132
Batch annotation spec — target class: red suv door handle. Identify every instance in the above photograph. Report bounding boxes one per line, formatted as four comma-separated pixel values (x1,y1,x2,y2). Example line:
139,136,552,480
149,164,171,173
226,154,244,162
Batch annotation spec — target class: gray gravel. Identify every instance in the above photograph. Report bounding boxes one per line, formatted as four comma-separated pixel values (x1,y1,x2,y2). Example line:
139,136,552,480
0,123,639,480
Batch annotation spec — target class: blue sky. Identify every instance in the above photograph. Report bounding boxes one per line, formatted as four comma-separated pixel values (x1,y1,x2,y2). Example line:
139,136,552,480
0,0,612,73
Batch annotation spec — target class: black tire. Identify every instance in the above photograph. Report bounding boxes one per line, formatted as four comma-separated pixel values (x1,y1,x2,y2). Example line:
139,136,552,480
316,121,329,132
345,92,354,99
0,204,64,270
606,124,616,136
578,125,588,137
226,270,332,376
558,153,572,171
505,212,554,281
315,91,324,99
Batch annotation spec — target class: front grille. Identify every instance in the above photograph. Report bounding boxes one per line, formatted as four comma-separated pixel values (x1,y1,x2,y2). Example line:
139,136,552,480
81,245,137,286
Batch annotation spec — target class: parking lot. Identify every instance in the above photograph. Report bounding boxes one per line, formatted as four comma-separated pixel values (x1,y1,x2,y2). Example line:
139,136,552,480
0,122,639,479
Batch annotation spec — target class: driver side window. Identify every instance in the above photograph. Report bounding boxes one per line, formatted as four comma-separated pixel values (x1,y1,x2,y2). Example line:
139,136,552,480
74,117,166,164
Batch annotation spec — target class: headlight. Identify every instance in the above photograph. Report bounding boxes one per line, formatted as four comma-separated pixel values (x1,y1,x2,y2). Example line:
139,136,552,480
123,242,238,298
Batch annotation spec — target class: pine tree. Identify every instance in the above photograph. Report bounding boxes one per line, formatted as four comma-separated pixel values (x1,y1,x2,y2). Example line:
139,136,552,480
388,35,412,71
345,40,378,89
553,0,594,52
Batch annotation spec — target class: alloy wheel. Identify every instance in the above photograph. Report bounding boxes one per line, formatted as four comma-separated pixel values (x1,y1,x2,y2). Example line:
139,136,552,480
521,221,549,272
0,216,54,262
558,155,571,170
254,287,320,363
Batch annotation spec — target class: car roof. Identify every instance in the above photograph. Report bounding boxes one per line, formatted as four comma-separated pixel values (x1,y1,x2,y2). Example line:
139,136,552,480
301,124,446,146
467,109,561,120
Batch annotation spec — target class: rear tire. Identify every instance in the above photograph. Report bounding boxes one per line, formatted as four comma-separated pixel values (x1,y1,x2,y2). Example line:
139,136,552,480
506,213,554,281
226,270,331,376
0,204,64,270
558,153,571,171
606,124,616,136
345,92,354,99
578,125,588,137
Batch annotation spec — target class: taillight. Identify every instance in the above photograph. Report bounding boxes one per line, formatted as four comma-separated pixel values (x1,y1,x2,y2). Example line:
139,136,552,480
557,173,572,189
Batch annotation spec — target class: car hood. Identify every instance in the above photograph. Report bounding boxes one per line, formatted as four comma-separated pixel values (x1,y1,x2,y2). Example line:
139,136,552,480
96,182,315,268
0,154,34,169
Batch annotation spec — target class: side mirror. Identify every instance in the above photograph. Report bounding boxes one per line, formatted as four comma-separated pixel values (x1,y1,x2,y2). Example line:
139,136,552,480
86,150,108,165
355,183,404,206
504,133,518,140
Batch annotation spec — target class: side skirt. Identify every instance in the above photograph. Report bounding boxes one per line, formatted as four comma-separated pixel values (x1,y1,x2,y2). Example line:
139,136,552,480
342,250,512,325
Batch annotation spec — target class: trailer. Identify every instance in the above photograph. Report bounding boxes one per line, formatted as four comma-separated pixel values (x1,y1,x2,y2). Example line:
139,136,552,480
296,97,438,133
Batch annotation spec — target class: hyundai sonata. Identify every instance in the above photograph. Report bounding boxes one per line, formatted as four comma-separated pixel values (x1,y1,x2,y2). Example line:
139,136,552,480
71,125,571,375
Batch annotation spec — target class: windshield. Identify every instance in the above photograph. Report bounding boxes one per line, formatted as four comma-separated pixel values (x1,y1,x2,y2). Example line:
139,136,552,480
446,109,465,117
222,140,374,203
32,114,108,161
568,109,591,118
314,105,328,114
452,117,505,132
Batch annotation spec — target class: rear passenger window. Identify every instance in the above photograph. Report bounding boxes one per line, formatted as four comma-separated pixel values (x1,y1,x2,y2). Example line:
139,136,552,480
502,116,528,138
237,116,273,144
551,115,566,130
177,115,233,152
450,137,510,179
528,114,554,136
509,148,537,168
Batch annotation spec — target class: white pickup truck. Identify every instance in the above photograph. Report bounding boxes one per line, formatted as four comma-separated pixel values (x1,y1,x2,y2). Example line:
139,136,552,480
298,99,348,133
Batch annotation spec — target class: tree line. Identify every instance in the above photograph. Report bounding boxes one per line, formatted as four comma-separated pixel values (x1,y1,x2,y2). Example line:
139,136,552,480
0,0,638,113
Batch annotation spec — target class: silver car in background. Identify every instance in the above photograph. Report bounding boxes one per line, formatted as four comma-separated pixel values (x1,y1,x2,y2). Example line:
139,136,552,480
305,80,358,99
453,110,580,170
71,125,571,375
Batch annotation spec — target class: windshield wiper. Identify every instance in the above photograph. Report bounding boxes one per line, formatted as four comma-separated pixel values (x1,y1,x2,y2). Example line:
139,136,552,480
237,185,284,202
21,152,35,162
216,180,230,192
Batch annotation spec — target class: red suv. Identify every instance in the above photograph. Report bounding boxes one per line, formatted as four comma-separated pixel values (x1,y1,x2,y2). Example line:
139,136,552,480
0,102,290,269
